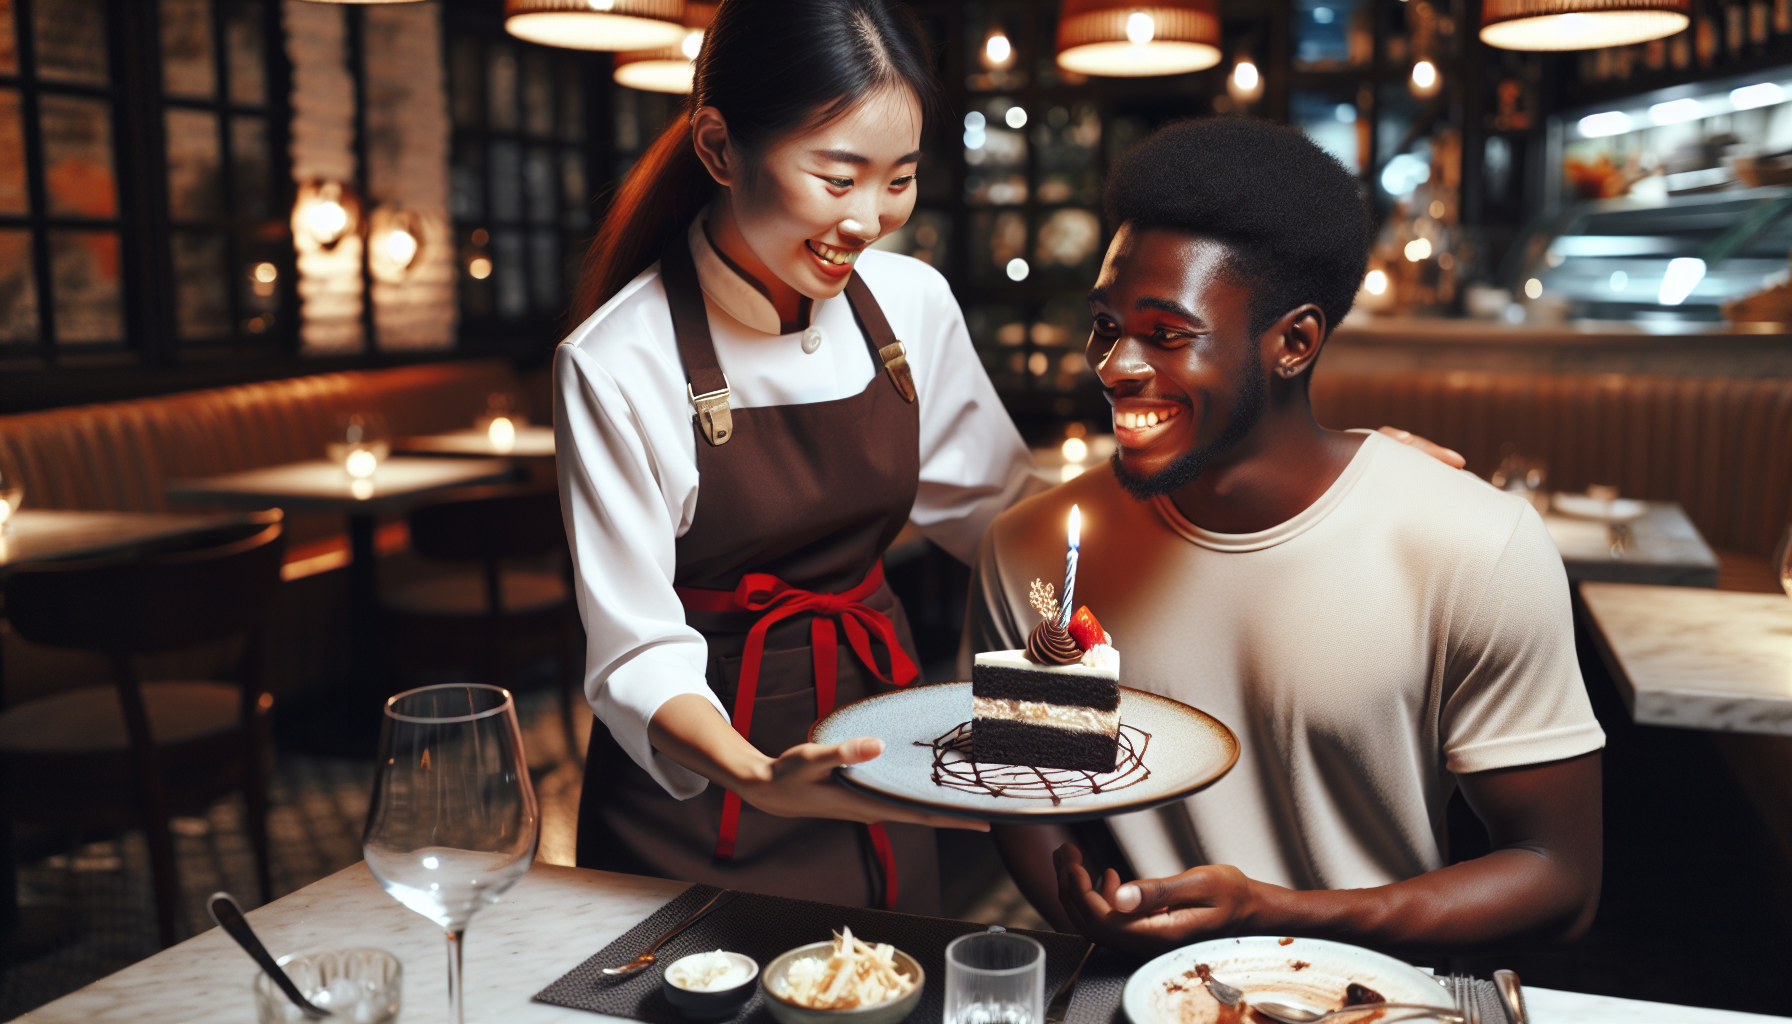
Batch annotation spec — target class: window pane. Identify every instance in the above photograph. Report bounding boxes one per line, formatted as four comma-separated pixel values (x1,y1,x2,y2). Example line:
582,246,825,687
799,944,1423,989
40,95,117,218
529,228,559,312
524,145,554,224
34,0,108,85
230,114,270,220
452,139,484,219
493,228,526,317
450,37,481,128
487,45,518,133
165,107,223,221
558,60,583,141
0,90,25,214
522,51,553,137
161,0,216,99
560,150,586,229
0,0,18,75
0,228,38,342
489,140,521,222
172,230,230,339
225,1,267,105
49,229,121,343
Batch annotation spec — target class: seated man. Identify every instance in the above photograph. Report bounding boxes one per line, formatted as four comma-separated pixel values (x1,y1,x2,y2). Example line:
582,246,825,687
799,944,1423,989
966,117,1605,956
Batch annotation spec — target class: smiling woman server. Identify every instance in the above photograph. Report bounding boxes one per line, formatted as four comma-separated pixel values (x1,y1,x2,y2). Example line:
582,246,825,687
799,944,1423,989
553,0,1033,913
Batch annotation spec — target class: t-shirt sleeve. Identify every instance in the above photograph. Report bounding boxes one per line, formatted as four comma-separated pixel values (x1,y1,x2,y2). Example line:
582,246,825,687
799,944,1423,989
1441,504,1606,774
956,522,1032,679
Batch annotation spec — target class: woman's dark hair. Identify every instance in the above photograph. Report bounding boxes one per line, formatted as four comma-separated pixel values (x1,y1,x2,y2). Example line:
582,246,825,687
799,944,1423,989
568,0,943,325
1104,117,1373,341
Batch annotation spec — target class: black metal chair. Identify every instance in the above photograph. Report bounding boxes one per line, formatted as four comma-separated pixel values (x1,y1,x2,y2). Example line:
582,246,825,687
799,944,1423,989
0,513,284,949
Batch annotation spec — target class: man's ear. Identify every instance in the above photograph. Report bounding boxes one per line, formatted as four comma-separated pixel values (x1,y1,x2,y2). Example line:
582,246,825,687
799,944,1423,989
1268,304,1327,381
691,106,733,187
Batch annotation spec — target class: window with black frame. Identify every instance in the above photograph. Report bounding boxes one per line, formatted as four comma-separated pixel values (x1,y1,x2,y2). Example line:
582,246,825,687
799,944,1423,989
0,0,128,353
157,0,292,348
447,30,600,338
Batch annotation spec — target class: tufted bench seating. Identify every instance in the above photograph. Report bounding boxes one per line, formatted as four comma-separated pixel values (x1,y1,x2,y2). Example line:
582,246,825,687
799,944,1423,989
1312,368,1792,593
0,360,523,701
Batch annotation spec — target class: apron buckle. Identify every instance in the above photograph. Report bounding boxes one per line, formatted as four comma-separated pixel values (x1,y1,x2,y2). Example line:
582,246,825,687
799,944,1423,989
689,381,734,445
878,341,918,404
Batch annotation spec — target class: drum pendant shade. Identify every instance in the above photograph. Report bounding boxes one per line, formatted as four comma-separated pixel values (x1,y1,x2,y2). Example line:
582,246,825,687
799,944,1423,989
1056,0,1223,77
1479,0,1690,50
505,0,687,52
613,2,714,94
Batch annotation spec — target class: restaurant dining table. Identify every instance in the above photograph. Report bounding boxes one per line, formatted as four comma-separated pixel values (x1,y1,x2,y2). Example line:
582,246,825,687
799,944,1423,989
0,509,251,575
1580,581,1792,734
15,860,1781,1024
164,457,514,701
1541,500,1719,588
395,423,557,459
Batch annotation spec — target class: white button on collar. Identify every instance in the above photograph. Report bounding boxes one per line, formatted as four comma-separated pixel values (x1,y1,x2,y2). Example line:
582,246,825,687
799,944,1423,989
800,327,824,354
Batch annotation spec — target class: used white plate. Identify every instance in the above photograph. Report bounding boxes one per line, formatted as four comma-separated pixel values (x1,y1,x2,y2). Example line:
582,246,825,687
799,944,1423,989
1551,492,1648,522
1122,936,1445,1024
810,682,1238,824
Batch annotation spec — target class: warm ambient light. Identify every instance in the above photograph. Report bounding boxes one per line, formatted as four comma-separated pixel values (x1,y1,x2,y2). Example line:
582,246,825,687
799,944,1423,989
1364,269,1389,295
488,416,518,454
1233,59,1259,91
1732,82,1786,109
300,182,352,248
384,227,418,269
613,3,714,94
468,256,493,280
985,30,1013,66
1006,257,1030,281
345,449,379,479
1410,59,1440,96
1062,436,1089,463
1057,0,1223,77
1524,277,1544,299
1658,257,1705,306
1404,237,1433,261
1228,55,1264,104
1578,110,1633,137
505,0,686,52
1479,0,1689,50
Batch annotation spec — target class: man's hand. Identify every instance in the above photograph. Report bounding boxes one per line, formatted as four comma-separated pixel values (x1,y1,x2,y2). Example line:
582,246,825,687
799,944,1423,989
1377,427,1466,469
1054,844,1260,958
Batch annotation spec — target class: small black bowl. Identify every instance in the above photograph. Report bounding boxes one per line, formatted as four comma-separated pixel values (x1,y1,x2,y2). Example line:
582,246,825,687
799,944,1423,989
662,952,760,1021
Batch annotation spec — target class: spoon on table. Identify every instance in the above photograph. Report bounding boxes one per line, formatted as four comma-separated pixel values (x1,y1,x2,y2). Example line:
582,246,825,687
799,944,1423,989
1201,970,1460,1024
207,892,333,1019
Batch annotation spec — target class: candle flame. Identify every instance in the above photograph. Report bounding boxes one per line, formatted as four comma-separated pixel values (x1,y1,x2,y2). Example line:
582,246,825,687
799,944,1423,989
1069,504,1081,548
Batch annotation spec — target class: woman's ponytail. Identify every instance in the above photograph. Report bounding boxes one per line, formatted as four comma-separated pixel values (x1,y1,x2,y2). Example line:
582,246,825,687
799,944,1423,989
567,116,713,326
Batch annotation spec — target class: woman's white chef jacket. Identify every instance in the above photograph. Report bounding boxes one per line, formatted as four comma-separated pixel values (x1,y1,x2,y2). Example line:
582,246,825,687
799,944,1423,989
555,218,1041,800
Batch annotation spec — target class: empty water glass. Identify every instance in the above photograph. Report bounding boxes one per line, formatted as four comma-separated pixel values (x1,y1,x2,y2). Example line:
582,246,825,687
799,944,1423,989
944,929,1045,1024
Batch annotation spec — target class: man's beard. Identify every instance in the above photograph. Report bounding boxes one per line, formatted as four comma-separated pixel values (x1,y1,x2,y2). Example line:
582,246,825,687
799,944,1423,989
1110,366,1267,502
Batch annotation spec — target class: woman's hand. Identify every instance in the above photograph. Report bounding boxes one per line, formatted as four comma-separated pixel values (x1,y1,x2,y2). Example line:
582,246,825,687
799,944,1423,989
649,694,986,831
1377,427,1466,469
1055,844,1260,958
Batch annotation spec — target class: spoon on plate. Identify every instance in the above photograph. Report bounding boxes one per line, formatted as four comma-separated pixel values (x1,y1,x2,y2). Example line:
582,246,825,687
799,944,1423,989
207,892,332,1019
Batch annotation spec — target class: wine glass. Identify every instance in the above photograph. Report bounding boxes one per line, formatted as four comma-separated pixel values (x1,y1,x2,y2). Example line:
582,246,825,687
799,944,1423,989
364,684,539,1024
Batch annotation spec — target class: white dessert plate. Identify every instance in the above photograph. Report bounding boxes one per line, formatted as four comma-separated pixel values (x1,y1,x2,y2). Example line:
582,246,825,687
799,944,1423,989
1122,936,1445,1024
1551,492,1648,522
810,682,1238,823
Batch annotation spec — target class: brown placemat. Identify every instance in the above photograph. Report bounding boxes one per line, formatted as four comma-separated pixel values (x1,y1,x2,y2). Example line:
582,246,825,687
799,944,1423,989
532,884,1516,1024
532,884,1117,1024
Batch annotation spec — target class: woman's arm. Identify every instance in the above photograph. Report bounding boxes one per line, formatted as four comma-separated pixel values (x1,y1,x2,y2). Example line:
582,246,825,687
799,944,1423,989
1052,751,1602,957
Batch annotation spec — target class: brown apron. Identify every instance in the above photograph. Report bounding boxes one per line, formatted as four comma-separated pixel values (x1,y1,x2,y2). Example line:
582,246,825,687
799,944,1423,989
576,227,941,915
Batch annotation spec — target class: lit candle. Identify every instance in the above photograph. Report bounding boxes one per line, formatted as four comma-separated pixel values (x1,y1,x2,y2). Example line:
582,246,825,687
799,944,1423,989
1057,505,1080,630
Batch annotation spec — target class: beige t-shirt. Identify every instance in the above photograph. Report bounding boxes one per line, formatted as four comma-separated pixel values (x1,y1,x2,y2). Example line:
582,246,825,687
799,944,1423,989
966,430,1605,891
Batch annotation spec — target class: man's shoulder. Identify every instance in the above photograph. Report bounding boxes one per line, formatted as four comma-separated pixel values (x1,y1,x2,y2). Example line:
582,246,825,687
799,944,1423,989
1359,432,1534,539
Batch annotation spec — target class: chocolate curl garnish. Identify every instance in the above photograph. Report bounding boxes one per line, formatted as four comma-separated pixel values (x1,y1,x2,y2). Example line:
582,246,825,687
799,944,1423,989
1027,578,1059,624
1026,620,1083,665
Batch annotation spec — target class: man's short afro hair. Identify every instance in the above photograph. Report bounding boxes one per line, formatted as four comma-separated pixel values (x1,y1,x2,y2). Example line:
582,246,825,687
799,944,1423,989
1103,117,1373,339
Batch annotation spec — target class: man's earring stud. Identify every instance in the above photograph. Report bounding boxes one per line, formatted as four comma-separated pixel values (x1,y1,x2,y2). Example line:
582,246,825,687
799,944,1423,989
1278,363,1299,377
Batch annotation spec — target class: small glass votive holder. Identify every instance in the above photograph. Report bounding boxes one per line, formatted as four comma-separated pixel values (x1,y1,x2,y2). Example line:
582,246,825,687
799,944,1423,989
254,947,402,1024
944,928,1045,1024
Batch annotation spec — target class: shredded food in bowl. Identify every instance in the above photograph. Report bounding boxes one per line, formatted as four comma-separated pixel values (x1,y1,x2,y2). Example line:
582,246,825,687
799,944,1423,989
771,928,917,1010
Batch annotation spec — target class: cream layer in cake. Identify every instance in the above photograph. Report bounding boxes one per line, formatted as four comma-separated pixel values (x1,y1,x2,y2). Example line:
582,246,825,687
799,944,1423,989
970,696,1119,734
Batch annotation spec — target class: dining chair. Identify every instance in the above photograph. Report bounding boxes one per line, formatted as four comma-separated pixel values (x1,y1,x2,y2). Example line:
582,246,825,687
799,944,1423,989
0,513,285,949
380,486,584,761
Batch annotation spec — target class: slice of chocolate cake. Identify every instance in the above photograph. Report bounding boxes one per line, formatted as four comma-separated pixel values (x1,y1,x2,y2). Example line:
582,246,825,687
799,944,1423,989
972,648,1120,772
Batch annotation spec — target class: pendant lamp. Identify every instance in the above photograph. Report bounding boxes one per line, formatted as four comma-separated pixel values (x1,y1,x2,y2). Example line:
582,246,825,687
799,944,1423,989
1056,0,1222,77
1479,0,1690,50
613,2,715,94
505,0,687,52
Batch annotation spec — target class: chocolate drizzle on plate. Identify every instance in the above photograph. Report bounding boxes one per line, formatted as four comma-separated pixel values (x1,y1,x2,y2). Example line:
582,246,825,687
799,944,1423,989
1026,621,1083,665
917,721,1151,805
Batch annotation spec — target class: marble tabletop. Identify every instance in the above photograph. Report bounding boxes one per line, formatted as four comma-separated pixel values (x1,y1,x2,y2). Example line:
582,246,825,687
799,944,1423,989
166,457,514,515
0,509,248,571
13,861,1783,1024
396,425,557,459
1581,582,1792,734
1542,501,1719,588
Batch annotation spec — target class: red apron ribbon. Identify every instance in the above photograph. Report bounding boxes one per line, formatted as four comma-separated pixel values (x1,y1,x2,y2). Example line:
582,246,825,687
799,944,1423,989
675,560,916,910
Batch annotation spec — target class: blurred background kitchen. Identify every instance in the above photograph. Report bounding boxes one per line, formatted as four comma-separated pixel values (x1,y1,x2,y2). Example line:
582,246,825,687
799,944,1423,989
5,0,1792,1017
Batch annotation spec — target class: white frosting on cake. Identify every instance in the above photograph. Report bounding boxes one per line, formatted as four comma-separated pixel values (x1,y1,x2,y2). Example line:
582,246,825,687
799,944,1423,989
973,648,1119,681
971,696,1119,735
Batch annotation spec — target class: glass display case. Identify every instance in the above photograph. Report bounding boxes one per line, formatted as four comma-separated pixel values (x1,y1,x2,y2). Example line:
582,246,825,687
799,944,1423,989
1523,64,1792,321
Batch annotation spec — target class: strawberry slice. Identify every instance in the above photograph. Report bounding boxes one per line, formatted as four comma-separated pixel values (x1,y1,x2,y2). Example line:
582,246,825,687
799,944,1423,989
1067,605,1105,651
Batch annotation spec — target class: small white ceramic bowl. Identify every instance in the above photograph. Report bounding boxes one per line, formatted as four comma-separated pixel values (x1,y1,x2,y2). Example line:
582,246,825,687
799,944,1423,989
661,951,760,1021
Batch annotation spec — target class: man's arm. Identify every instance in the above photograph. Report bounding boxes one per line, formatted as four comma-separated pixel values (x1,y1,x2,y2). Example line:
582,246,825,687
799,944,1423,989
1053,751,1601,957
